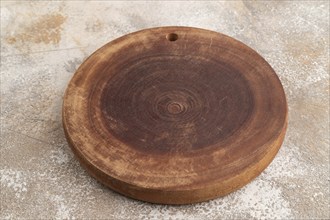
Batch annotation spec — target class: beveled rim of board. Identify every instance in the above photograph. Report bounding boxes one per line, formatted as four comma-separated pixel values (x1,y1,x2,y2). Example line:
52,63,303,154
62,26,288,204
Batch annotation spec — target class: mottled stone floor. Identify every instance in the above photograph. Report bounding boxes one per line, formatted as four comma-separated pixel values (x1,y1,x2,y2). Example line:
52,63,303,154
1,1,329,219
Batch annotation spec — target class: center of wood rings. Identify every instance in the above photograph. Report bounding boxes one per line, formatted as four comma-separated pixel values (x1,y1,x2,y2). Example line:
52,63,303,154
167,102,184,114
100,55,254,154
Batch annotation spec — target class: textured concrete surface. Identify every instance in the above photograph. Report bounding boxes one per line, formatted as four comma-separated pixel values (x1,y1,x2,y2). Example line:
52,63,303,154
1,1,329,219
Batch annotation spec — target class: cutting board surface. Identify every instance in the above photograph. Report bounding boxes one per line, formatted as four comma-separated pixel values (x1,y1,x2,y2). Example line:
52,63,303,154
63,27,287,204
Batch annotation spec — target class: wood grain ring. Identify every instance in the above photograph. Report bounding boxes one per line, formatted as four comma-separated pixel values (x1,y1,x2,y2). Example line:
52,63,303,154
62,27,288,204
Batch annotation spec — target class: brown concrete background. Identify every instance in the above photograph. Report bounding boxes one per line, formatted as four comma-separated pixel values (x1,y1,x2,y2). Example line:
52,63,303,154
1,1,329,219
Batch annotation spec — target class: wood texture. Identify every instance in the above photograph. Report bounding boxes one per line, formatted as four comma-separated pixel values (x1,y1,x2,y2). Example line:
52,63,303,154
62,27,288,204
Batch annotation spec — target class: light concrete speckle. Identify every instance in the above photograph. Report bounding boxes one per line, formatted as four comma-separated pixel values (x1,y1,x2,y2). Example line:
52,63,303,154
1,1,329,219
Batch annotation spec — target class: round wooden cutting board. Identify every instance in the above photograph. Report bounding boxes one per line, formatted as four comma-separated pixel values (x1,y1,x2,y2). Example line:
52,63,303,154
62,27,288,204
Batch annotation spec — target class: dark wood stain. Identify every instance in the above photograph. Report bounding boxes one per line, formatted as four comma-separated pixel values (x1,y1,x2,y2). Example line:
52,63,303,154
62,27,288,204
